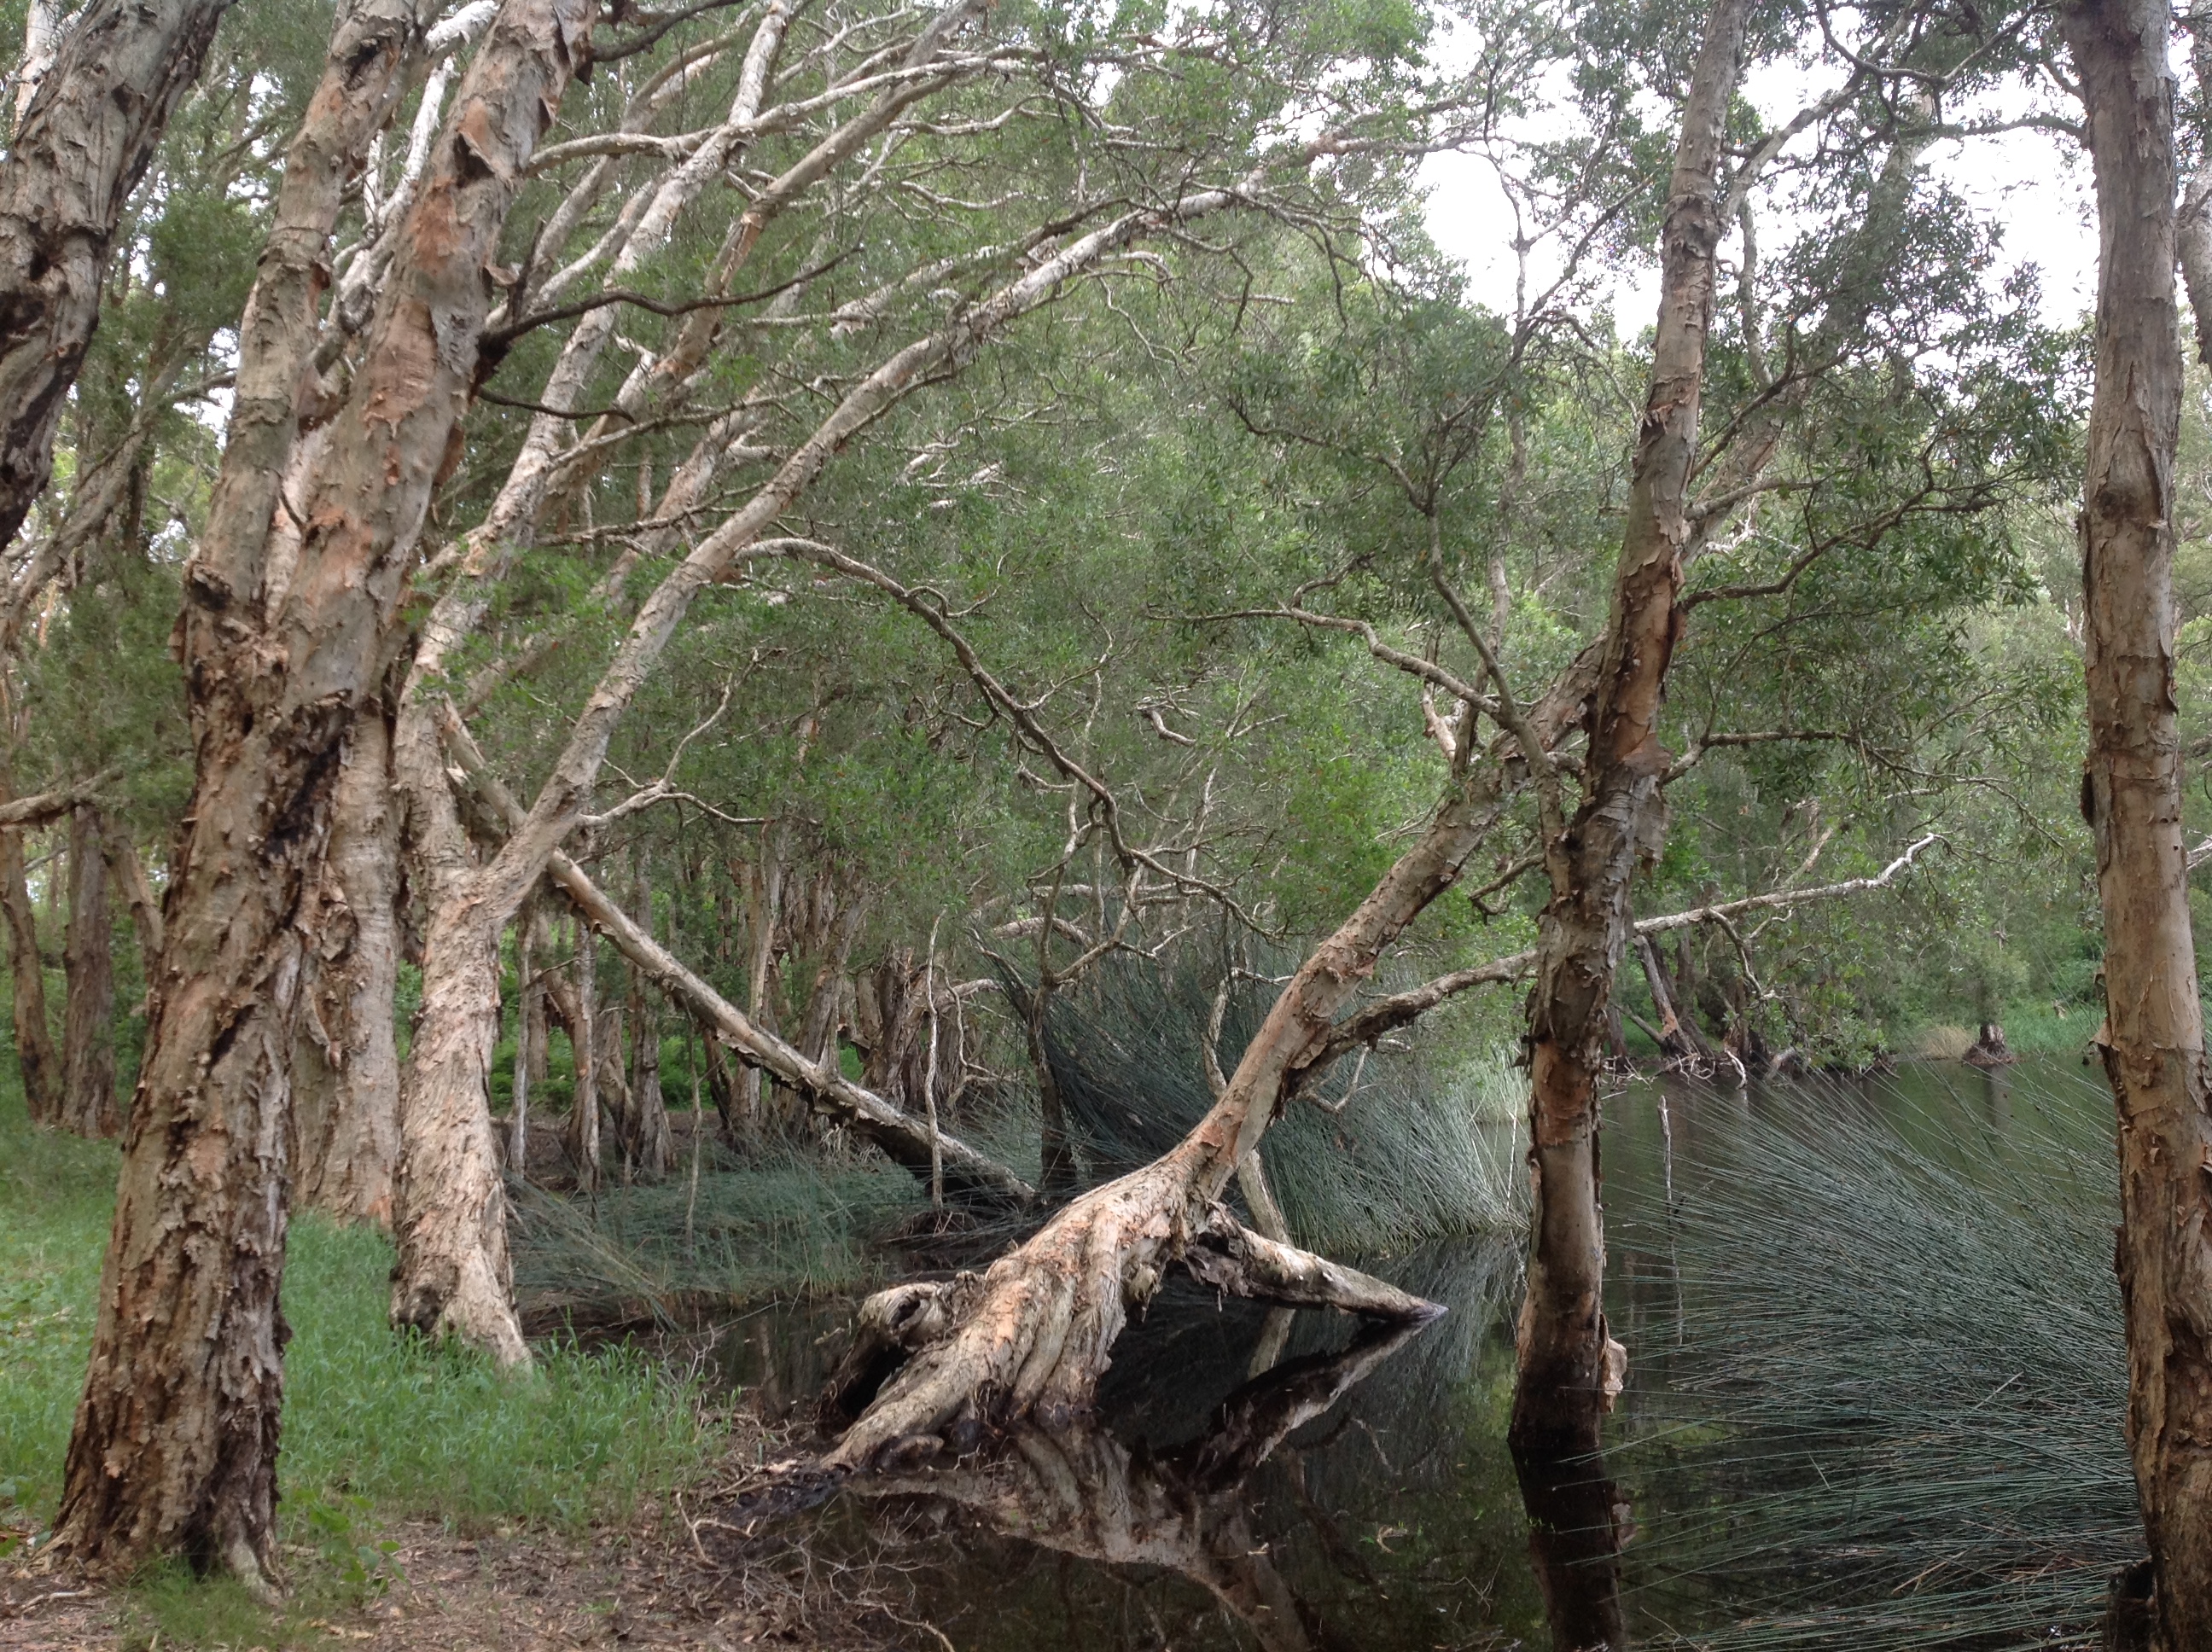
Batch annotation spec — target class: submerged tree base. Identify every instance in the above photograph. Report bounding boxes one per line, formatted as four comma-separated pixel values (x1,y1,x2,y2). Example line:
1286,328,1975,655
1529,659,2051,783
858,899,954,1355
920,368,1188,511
820,1143,1441,1470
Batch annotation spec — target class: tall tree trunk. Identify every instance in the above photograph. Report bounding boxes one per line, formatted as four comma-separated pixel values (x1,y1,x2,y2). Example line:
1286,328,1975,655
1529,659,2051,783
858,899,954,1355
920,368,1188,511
508,892,535,1172
627,865,668,1179
0,0,242,554
1,817,56,1123
564,913,601,1196
2067,0,2212,1641
742,832,789,1133
1509,0,1751,1458
293,706,402,1226
99,817,163,989
51,0,584,1584
57,805,117,1136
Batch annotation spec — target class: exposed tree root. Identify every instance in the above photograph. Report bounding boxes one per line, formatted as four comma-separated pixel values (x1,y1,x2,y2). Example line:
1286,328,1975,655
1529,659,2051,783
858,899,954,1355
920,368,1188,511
820,1141,1439,1471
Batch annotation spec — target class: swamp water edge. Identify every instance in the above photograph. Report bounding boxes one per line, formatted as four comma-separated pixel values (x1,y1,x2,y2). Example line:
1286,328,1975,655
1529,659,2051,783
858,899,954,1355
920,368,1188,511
707,1058,2135,1652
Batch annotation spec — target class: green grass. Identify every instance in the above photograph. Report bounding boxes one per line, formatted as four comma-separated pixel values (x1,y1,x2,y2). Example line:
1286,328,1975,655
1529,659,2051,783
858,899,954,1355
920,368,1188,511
0,1074,725,1643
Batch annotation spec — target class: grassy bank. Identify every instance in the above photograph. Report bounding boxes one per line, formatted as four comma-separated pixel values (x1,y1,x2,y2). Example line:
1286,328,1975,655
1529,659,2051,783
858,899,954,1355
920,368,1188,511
0,1078,725,1645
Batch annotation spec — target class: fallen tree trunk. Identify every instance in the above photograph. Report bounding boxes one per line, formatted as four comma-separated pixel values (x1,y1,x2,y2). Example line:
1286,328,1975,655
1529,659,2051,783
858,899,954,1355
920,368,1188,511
818,720,1553,1468
442,712,1033,1201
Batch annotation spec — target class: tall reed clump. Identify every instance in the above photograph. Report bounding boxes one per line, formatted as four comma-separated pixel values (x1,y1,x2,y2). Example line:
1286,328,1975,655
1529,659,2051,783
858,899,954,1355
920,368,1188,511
1035,946,1522,1253
1616,1064,2134,1649
509,1150,926,1313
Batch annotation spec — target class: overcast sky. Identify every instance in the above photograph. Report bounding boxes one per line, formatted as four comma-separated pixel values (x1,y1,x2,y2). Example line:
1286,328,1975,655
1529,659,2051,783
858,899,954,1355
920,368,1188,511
1418,61,2102,334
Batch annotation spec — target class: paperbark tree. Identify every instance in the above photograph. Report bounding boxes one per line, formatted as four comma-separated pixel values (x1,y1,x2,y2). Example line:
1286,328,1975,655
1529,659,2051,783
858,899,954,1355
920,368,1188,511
57,804,118,1137
2066,0,2212,1640
2,809,55,1122
293,703,404,1225
0,769,110,1122
0,0,242,554
388,174,1243,1357
1510,0,1753,1457
49,0,588,1583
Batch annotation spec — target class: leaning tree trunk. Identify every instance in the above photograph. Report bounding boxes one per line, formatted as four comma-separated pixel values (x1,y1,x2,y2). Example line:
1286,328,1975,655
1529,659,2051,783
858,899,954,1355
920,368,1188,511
293,704,403,1225
1509,0,1752,1457
2067,0,2212,1641
820,701,1575,1464
57,804,117,1137
50,0,587,1585
0,0,243,555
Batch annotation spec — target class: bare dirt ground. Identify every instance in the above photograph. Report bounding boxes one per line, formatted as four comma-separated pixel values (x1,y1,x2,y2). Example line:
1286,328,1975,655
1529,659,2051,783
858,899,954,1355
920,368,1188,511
0,1455,928,1652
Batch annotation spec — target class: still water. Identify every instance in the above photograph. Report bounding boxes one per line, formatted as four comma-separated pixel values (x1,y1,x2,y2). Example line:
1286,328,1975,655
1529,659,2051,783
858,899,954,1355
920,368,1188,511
718,1057,2133,1650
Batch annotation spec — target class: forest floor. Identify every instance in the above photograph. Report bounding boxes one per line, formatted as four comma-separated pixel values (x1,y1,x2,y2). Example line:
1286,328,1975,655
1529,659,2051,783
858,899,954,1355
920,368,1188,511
0,1439,927,1651
0,1079,944,1652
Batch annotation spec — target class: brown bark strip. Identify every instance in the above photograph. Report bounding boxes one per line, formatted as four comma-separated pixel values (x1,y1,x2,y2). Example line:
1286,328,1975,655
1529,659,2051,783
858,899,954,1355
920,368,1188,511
1510,0,1752,1457
0,813,55,1123
0,0,239,555
292,706,403,1226
2066,0,2212,1640
57,806,118,1137
52,0,585,1584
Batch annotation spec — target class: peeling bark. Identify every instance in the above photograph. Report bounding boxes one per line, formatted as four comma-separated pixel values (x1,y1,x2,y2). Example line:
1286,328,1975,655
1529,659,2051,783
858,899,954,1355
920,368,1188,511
2067,0,2212,1640
53,0,584,1582
57,805,117,1137
0,0,241,555
293,707,403,1226
1511,0,1750,1457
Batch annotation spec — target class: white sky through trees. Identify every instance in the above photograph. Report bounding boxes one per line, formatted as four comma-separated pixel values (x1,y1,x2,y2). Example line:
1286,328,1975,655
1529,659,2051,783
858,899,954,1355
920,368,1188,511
1423,50,2098,332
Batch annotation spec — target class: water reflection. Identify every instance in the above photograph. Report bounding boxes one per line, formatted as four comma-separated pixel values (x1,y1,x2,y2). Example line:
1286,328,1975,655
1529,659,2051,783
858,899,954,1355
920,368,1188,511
717,1057,2131,1650
853,1320,1429,1652
1512,1441,1628,1652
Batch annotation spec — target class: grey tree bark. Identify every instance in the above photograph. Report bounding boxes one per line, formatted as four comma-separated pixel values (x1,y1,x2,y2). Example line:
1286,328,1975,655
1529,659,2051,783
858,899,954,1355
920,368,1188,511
2065,0,2212,1640
57,804,117,1137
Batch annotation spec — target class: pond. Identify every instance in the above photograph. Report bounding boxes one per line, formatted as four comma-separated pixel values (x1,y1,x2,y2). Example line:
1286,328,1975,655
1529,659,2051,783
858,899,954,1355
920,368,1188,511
712,1056,2135,1650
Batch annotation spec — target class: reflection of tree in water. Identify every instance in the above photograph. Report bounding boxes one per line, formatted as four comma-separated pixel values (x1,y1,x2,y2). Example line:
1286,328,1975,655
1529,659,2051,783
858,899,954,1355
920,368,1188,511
856,1322,1426,1652
830,1239,1545,1652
